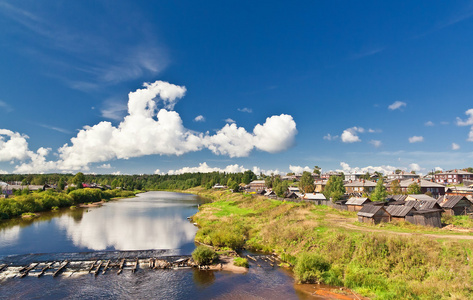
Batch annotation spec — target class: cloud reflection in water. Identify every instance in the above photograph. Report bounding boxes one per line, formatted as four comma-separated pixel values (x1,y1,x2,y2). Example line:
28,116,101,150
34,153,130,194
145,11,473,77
55,192,199,251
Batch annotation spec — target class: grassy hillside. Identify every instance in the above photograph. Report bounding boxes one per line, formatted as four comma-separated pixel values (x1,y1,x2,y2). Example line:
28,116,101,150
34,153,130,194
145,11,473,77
191,188,473,299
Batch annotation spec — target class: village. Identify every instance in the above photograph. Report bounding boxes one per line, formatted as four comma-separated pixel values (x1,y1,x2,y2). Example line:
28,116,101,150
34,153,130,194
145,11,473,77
235,169,473,228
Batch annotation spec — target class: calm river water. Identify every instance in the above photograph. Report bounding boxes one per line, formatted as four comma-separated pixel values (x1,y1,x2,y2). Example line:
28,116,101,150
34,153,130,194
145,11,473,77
0,191,323,299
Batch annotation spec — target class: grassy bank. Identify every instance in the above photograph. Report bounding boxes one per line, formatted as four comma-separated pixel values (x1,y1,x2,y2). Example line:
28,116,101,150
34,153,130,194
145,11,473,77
191,188,473,299
0,189,135,219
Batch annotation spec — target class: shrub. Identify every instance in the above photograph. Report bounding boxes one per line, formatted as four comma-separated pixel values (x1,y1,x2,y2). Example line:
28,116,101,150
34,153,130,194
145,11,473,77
233,257,249,268
192,246,218,266
294,253,330,283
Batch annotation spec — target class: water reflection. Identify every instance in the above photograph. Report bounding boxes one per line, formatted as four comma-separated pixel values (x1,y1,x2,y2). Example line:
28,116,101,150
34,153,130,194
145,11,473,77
193,269,216,288
0,191,203,256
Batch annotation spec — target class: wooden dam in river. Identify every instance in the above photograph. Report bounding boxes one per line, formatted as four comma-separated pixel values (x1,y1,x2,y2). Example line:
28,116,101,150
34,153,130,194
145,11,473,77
0,250,278,280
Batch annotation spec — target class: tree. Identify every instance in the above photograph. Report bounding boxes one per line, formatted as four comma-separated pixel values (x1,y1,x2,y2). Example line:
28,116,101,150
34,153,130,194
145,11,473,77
242,170,256,185
390,180,402,195
72,172,85,187
407,182,421,194
299,171,315,193
57,178,65,191
313,166,321,175
323,176,345,202
395,169,402,174
363,172,371,180
370,178,388,202
264,176,274,189
273,180,289,198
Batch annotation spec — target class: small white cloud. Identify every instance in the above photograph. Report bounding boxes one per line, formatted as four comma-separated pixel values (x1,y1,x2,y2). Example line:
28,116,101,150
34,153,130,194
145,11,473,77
111,171,121,175
323,134,338,141
341,127,364,143
424,121,434,127
456,108,473,126
388,101,406,111
456,109,473,142
154,169,163,175
368,128,381,133
238,107,252,113
440,121,449,125
409,163,421,172
369,140,382,148
97,163,111,169
452,143,460,150
408,136,424,143
289,165,312,174
194,115,205,122
225,118,236,123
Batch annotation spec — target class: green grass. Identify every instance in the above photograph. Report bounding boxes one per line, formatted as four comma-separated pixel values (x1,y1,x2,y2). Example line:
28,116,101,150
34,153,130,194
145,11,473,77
233,257,249,268
192,188,473,299
211,201,256,217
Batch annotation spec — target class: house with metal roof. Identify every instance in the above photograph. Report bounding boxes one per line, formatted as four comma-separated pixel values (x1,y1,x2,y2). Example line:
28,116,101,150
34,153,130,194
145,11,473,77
434,169,473,185
344,180,377,195
398,179,445,197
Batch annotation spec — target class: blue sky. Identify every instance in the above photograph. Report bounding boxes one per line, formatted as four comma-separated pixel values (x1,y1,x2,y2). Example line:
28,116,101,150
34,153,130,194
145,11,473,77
1,0,473,175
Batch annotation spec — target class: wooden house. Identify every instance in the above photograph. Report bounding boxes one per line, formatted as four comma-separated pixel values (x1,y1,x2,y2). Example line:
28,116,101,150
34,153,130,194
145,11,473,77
285,192,300,200
264,190,277,199
345,197,371,212
344,180,377,195
437,195,473,216
386,205,417,223
411,209,443,228
357,205,391,224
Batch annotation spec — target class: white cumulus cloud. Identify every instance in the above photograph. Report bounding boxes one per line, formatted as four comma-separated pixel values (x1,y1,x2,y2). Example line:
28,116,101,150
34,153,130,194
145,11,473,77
6,80,298,173
0,129,31,161
341,127,364,143
409,163,421,172
388,101,406,110
408,136,424,143
337,162,398,175
289,165,312,174
452,143,460,150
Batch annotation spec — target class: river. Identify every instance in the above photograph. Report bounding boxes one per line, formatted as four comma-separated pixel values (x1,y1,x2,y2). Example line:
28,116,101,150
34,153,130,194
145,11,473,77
0,191,327,299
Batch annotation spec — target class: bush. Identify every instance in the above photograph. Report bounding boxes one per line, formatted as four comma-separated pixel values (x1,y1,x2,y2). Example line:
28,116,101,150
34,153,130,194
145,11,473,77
294,253,331,283
233,257,249,268
192,246,218,266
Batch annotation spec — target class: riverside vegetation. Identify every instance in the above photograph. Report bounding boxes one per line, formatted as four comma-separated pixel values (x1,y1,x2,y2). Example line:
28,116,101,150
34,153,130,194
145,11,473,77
191,188,473,300
0,188,135,219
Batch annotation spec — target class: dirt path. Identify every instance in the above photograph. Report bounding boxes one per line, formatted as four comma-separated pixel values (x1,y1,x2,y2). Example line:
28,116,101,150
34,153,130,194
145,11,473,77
326,214,473,240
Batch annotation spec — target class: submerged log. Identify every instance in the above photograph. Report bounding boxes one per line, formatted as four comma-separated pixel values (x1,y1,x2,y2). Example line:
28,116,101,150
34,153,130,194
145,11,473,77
19,263,38,278
246,255,257,262
88,260,98,274
37,262,54,278
132,258,138,273
93,261,103,276
53,261,68,277
0,264,7,272
102,260,110,275
117,259,125,275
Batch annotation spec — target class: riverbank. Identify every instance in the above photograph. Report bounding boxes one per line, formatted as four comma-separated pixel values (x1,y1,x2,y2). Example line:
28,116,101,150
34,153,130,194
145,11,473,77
190,187,473,299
